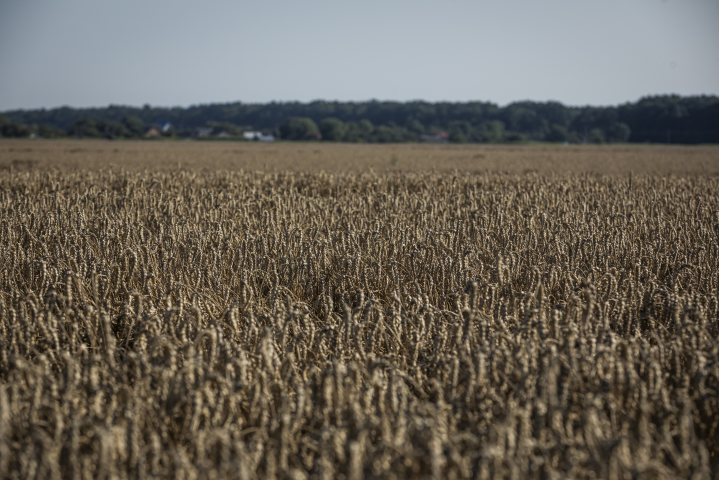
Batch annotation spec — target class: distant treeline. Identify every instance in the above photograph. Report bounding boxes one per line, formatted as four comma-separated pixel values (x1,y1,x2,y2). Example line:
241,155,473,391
1,95,717,143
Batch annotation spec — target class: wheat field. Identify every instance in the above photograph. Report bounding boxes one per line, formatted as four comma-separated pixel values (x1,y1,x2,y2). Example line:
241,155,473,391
2,139,719,175
0,141,718,479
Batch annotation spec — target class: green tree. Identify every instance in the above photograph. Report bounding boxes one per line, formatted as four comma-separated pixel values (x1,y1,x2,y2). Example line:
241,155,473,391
405,118,425,135
449,131,468,143
319,118,347,141
280,117,320,140
1,95,714,144
588,128,605,144
545,124,569,142
567,131,582,144
1,122,30,138
71,118,129,139
343,122,364,143
344,120,375,143
122,116,145,137
504,132,527,143
206,121,242,136
71,119,101,138
358,119,374,135
479,121,504,143
606,122,631,143
448,121,473,143
38,124,66,138
372,125,404,143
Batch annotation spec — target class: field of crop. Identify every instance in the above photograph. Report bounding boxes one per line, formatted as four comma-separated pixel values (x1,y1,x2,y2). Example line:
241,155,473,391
2,139,719,175
0,141,718,479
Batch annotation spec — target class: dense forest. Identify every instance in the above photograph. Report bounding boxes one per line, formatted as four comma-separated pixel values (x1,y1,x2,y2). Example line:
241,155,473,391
1,94,717,143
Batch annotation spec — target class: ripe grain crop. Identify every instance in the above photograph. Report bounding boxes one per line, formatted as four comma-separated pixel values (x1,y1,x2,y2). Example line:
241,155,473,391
2,139,719,175
0,164,718,479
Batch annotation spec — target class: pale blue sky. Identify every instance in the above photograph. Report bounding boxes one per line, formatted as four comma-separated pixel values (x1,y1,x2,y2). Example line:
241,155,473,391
1,0,717,111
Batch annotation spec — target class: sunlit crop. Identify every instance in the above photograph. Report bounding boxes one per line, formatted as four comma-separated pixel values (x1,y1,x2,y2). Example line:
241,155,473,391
0,165,717,479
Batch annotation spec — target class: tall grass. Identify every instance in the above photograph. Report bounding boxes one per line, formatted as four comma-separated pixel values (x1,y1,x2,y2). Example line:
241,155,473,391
0,168,717,479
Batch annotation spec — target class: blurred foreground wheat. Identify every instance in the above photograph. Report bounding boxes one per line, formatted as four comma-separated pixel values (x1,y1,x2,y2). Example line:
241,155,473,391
0,168,718,479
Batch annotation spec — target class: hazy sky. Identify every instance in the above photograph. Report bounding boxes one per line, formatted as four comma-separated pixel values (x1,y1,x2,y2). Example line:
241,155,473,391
1,0,718,111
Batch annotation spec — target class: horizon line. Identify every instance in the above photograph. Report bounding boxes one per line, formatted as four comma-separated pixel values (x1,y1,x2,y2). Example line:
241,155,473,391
4,93,717,113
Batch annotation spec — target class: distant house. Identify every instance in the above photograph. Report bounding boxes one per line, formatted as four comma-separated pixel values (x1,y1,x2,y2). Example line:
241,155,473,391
156,121,172,133
243,131,275,142
420,132,449,143
196,127,213,138
145,127,161,138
